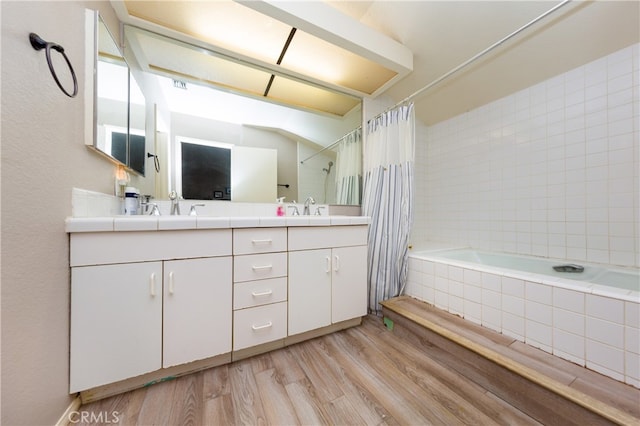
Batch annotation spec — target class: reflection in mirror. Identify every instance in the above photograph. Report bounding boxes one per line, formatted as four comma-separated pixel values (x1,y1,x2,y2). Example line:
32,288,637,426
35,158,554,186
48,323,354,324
90,12,147,176
299,127,362,205
95,17,127,165
123,24,361,204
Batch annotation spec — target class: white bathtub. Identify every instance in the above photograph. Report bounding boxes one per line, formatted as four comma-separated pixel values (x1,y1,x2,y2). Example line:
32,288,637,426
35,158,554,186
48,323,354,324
405,246,640,388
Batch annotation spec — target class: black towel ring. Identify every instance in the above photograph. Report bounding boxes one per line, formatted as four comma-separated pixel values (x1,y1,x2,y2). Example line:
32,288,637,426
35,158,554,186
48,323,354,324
29,33,78,98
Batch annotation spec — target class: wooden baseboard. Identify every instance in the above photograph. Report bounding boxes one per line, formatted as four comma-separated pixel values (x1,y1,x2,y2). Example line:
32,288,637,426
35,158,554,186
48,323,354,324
55,396,82,426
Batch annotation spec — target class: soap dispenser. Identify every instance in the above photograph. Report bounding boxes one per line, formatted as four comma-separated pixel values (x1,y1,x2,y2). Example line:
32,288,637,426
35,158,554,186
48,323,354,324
276,197,285,216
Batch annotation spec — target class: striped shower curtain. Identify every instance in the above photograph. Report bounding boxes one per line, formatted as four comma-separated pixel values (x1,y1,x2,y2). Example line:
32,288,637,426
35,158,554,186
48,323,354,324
362,103,415,314
335,128,362,205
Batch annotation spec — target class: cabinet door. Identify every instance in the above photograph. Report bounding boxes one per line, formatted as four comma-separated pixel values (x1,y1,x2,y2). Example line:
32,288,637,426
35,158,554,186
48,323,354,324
70,262,162,392
331,245,368,323
288,249,331,335
163,257,232,368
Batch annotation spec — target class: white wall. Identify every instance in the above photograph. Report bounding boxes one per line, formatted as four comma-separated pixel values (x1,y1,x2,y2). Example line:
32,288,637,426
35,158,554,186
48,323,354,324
412,43,639,268
0,2,141,424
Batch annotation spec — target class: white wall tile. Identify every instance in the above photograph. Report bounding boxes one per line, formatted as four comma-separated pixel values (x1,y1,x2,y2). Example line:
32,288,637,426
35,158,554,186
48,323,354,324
586,294,625,324
626,301,640,327
502,277,525,297
626,351,640,384
482,305,502,332
503,312,525,341
526,300,553,326
503,294,525,317
587,317,624,348
526,316,553,347
586,339,625,376
526,282,553,304
554,328,585,361
449,295,464,316
481,273,501,292
554,307,585,336
626,326,640,354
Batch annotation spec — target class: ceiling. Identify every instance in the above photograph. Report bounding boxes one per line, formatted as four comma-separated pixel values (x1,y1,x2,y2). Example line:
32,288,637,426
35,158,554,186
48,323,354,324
112,1,639,126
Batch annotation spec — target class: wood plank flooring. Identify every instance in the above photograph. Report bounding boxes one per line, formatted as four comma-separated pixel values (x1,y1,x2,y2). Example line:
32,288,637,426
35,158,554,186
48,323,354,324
381,296,640,424
75,315,541,425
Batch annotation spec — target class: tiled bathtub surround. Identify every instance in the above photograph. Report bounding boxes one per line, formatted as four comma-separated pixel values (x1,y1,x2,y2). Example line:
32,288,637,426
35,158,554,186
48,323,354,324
412,43,639,268
405,253,640,388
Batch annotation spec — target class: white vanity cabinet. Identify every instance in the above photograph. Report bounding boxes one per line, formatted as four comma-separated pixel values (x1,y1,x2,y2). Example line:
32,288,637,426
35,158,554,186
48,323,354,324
69,230,232,393
70,261,163,393
67,217,369,400
288,225,368,336
232,228,288,351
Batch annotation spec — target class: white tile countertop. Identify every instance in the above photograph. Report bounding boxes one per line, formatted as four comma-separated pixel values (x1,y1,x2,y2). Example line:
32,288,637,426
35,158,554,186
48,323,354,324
65,215,371,233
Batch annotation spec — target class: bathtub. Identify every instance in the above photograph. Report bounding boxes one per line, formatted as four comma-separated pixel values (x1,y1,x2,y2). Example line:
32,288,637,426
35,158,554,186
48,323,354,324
405,246,640,388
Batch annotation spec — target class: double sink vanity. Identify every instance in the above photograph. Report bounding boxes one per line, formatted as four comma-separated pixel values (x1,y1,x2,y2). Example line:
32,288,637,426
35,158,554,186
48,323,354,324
66,214,369,402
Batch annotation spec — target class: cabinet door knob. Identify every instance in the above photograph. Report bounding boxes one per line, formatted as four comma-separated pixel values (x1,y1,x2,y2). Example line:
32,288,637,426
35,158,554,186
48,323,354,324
334,255,340,272
325,256,331,273
168,271,175,295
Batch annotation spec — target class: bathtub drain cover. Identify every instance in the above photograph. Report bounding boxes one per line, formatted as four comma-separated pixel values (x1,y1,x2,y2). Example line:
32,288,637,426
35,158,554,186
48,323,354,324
553,264,584,273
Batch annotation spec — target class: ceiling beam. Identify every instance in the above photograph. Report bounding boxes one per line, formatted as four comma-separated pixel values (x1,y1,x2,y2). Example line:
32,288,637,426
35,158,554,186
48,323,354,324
236,0,413,79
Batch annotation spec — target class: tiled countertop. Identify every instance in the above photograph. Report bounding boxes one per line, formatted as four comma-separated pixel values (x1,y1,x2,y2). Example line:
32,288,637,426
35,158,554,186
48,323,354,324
65,215,371,233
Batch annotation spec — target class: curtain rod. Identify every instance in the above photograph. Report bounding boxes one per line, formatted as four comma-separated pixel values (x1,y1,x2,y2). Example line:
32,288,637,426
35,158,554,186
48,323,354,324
300,126,361,164
370,0,573,121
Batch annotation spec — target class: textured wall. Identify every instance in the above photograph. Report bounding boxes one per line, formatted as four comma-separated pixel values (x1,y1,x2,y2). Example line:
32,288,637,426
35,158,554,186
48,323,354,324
0,2,142,424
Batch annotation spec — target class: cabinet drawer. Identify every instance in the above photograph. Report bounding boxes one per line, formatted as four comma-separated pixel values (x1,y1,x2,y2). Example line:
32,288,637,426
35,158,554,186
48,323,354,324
70,229,232,266
288,225,368,251
233,228,287,255
234,277,287,310
233,302,287,350
233,252,287,283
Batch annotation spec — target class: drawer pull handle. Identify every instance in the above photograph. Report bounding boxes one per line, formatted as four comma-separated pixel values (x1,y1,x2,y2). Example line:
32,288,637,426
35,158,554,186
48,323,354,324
252,289,273,297
169,271,175,295
252,264,273,271
334,255,340,272
252,321,273,331
149,273,156,297
325,256,331,273
251,239,273,244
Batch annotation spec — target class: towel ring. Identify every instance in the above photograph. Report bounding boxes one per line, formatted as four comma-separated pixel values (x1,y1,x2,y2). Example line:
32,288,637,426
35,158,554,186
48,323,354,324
29,33,78,98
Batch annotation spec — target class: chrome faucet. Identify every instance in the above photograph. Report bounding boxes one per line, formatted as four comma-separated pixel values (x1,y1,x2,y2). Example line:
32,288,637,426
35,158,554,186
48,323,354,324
147,203,161,216
189,203,205,216
288,205,300,216
303,196,316,215
169,191,181,215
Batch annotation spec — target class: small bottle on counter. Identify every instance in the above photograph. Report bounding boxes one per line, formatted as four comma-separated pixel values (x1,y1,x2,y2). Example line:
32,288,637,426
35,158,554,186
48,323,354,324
124,186,139,215
276,197,285,216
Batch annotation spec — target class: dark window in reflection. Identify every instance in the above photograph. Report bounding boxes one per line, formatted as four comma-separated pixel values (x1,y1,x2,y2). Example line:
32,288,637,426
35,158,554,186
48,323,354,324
129,133,146,176
111,131,127,166
181,142,231,200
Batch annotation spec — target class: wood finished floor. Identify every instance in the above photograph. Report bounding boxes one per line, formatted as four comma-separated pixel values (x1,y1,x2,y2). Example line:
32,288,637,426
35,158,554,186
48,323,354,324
76,315,542,426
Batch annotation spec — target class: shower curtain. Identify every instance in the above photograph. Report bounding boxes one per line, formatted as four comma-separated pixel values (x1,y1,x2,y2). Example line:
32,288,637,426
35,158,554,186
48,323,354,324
335,128,362,205
362,103,415,314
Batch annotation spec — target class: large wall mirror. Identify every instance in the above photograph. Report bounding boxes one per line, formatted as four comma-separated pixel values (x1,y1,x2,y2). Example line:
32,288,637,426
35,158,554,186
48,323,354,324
123,25,362,205
85,10,147,176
